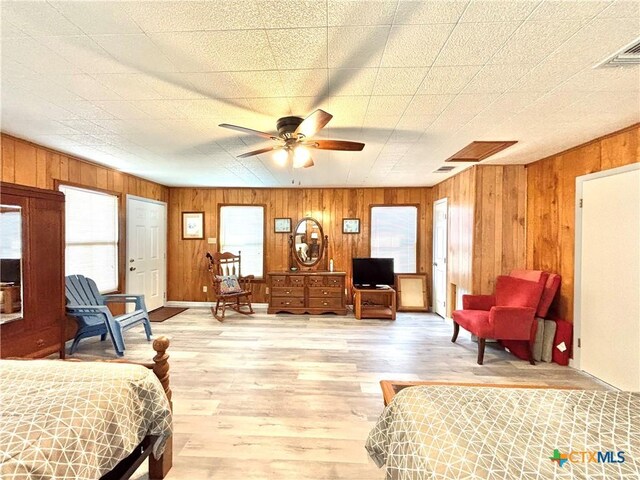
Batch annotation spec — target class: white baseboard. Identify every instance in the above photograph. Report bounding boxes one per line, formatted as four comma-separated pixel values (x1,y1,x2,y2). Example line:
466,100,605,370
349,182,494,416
165,301,214,308
165,301,269,309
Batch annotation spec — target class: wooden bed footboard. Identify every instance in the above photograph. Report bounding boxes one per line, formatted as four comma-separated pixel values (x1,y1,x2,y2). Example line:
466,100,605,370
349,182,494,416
148,337,172,479
97,336,173,480
379,380,580,406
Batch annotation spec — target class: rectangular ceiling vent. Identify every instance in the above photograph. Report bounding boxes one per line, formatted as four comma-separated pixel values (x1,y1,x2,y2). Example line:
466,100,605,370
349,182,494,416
434,166,456,173
445,141,517,163
596,37,640,68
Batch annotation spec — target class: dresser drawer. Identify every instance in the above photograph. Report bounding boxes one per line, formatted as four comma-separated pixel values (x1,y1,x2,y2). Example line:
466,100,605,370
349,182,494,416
1,324,62,358
308,286,342,298
326,276,344,287
289,276,305,287
308,297,343,309
271,297,305,308
271,286,305,297
307,276,325,287
270,276,287,287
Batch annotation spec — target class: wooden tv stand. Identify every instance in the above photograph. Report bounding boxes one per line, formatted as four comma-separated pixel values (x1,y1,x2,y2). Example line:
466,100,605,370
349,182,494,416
353,286,396,320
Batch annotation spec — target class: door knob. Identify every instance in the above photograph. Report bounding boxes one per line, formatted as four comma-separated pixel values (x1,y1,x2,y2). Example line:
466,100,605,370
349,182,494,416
129,258,135,263
130,267,136,271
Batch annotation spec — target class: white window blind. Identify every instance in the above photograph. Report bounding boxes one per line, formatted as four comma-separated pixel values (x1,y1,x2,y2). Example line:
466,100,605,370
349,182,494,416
219,206,264,278
371,206,418,273
59,185,119,293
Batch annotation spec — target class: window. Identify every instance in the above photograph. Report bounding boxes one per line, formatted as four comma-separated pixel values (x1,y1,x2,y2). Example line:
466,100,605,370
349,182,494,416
370,205,418,273
59,185,119,293
219,205,265,278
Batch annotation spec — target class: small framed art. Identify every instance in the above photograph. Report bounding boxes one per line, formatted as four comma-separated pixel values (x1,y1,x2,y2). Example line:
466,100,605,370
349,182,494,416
182,211,204,239
342,218,360,234
274,217,292,233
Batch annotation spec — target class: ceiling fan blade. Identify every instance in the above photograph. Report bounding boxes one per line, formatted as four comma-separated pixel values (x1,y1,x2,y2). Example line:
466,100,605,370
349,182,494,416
294,109,333,138
237,146,282,158
307,139,365,151
219,124,278,140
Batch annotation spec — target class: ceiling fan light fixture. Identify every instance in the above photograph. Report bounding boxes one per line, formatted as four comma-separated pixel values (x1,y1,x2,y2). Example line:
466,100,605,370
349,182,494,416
292,146,311,168
273,148,289,166
219,109,366,169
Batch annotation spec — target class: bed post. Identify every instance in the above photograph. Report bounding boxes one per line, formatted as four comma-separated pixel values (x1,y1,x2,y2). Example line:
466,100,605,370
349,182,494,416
149,336,173,479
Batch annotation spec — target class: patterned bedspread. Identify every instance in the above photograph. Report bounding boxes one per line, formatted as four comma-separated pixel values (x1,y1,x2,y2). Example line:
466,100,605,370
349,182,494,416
366,386,640,479
0,359,172,479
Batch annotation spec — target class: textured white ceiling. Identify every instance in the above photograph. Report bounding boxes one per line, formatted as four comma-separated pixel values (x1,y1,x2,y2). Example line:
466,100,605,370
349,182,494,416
1,0,638,188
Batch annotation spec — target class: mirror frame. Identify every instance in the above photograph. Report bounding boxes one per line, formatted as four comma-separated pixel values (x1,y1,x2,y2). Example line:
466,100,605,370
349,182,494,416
289,217,327,270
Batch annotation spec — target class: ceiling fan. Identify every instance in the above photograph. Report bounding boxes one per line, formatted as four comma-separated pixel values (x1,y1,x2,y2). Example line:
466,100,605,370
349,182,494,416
219,109,365,168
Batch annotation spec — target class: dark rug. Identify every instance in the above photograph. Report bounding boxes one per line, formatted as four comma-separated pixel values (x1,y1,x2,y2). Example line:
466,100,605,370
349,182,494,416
149,307,188,323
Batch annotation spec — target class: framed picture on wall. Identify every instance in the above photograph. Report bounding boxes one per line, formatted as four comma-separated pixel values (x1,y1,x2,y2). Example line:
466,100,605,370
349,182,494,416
182,211,204,239
342,218,360,234
274,217,292,233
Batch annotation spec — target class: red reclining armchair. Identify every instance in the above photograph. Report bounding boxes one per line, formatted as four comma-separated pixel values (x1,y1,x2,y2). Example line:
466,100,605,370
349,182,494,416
501,269,561,360
451,274,547,365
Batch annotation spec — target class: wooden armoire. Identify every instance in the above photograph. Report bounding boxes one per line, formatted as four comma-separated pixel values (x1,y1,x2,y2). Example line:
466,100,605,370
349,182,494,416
0,182,66,358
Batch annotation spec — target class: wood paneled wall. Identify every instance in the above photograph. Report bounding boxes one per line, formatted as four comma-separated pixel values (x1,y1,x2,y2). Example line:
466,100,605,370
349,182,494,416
432,165,527,311
1,134,168,202
526,124,639,322
7,120,636,323
168,187,432,303
473,165,527,295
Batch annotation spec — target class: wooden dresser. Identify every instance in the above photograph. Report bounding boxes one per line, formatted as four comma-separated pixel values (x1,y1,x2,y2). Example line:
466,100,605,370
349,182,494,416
0,182,65,358
267,271,347,315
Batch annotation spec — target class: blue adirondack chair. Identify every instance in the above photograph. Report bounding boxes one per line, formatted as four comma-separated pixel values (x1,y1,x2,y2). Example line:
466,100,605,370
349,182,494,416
65,275,152,356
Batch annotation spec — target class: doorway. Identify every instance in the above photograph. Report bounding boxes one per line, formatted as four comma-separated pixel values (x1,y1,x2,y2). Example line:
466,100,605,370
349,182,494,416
432,198,448,317
575,163,639,390
126,195,167,312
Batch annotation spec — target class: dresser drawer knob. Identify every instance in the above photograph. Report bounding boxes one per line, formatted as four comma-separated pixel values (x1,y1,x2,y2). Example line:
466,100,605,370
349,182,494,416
285,302,290,305
323,302,328,306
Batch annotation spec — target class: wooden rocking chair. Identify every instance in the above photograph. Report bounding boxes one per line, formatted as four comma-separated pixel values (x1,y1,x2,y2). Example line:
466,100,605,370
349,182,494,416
205,251,254,322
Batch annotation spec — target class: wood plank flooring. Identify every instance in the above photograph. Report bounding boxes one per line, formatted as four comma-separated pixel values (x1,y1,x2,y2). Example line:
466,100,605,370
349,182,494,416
72,307,607,479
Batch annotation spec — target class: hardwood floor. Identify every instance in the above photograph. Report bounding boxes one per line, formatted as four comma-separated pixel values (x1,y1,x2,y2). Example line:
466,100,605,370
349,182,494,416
73,307,607,479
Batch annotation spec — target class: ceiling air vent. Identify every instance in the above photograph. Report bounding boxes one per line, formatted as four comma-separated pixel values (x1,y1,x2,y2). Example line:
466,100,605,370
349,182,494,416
445,141,517,163
434,166,456,173
596,37,640,68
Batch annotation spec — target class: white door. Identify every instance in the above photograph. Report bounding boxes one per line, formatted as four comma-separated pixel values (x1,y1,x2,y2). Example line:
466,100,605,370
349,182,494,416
126,196,167,312
433,198,448,317
576,165,640,391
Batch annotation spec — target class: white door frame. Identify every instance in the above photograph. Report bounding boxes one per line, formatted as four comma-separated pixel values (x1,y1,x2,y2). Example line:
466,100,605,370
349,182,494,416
432,198,448,317
125,195,168,307
573,162,640,370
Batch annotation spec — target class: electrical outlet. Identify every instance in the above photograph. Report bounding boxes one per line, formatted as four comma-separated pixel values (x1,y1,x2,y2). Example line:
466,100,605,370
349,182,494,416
207,237,216,244
265,287,269,295
202,286,207,293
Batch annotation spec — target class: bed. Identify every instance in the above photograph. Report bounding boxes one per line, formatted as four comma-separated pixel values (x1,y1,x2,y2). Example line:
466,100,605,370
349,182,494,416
366,383,640,479
0,337,173,480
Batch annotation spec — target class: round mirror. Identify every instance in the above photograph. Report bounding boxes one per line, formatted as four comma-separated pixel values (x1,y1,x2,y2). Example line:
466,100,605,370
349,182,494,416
292,217,325,268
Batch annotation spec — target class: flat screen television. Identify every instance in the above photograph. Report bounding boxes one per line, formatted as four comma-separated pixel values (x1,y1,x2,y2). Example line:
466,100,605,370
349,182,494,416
352,258,394,288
